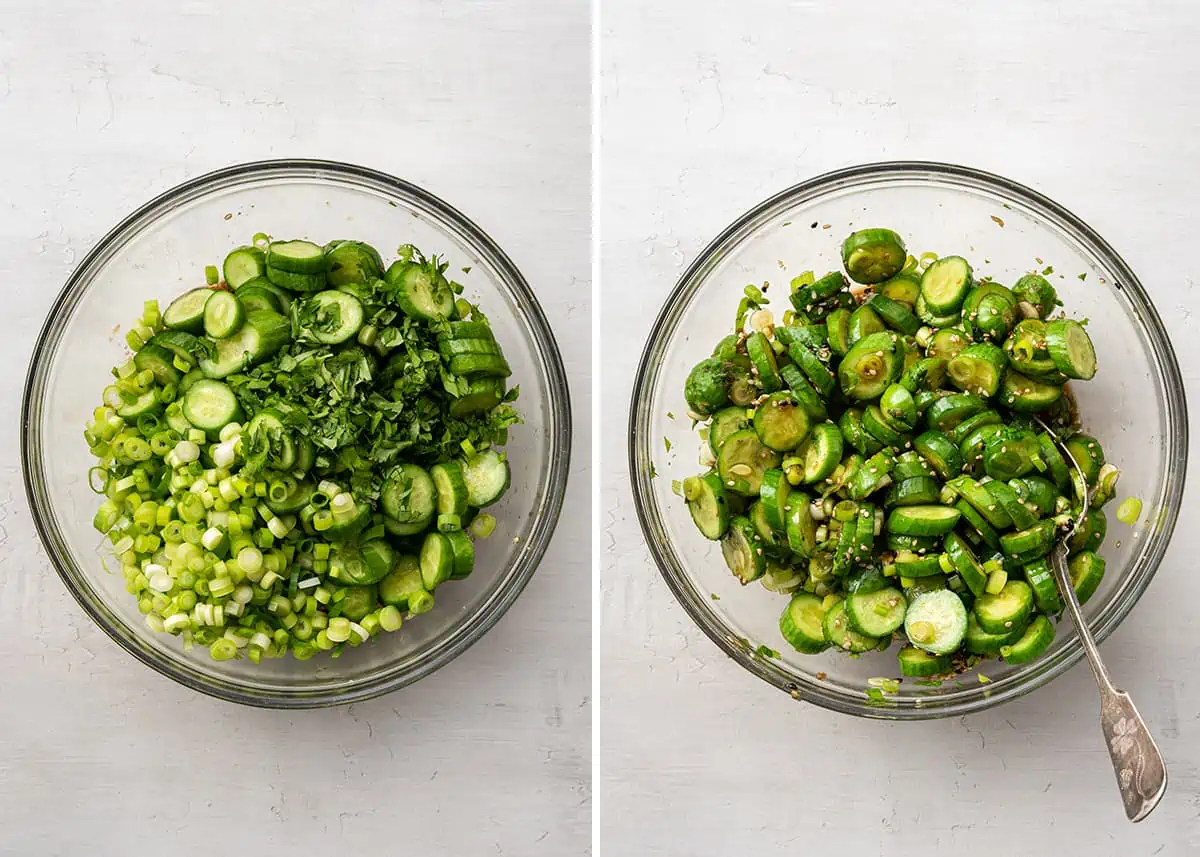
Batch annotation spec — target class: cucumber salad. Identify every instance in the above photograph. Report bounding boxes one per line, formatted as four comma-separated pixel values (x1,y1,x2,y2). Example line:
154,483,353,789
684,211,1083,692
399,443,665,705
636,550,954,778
681,227,1123,679
86,236,520,663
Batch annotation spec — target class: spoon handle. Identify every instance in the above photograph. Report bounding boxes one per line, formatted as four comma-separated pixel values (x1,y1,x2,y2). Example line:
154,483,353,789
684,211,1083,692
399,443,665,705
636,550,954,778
1050,546,1167,821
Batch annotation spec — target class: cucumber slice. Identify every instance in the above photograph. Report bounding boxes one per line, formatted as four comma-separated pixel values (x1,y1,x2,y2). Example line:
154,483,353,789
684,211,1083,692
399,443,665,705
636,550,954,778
199,310,290,378
439,337,504,358
1009,476,1058,517
826,308,851,355
1069,550,1106,603
913,430,962,480
885,477,940,507
267,240,325,274
133,343,182,385
385,259,455,321
709,407,751,455
244,409,296,470
324,240,384,286
900,357,948,394
684,472,731,540
449,353,512,378
1069,508,1107,555
162,288,212,332
893,552,944,578
982,426,1041,483
758,469,791,533
420,532,454,590
964,611,1024,655
887,534,941,554
1037,433,1072,491
1064,433,1105,486
886,505,961,537
774,324,827,350
222,246,267,288
431,461,470,517
149,330,205,369
1000,614,1055,664
722,516,766,584
234,283,285,314
787,343,836,398
903,589,967,655
838,331,904,400
203,290,245,338
778,364,827,421
955,500,1002,552
966,291,1017,343
915,294,962,329
302,290,365,345
1012,274,1060,318
381,463,437,528
1045,319,1097,380
983,479,1036,530
846,304,887,345
460,449,510,507
685,358,731,416
926,393,987,433
779,593,829,653
848,450,895,501
894,451,933,481
846,585,907,637
920,256,973,314
785,496,817,558
753,391,811,451
716,429,781,495
378,557,427,610
898,646,950,677
999,520,1058,564
445,530,476,580
852,503,877,563
998,371,1063,413
164,402,192,433
746,332,782,393
946,475,1012,529
926,328,969,361
181,379,242,433
798,423,843,484
841,228,907,285
862,404,907,446
449,377,506,417
1023,558,1063,614
959,424,1003,475
947,410,1002,446
237,276,292,313
867,294,921,335
266,266,327,293
974,580,1034,634
947,343,1006,398
838,408,883,456
879,272,921,306
116,390,160,419
823,600,881,652
944,532,988,597
748,501,783,551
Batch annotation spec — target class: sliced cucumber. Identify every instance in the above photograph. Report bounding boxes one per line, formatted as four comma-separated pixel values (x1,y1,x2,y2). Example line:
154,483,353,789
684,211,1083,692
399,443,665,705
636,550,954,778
149,330,205,369
846,585,907,637
900,357,949,394
885,477,941,507
946,476,1012,529
886,505,961,537
779,593,829,653
920,256,973,314
823,599,881,652
264,479,314,516
449,353,512,378
199,310,290,378
419,532,454,590
302,290,365,345
898,646,950,677
460,449,510,507
964,611,1024,655
431,461,470,517
753,391,811,452
926,328,969,361
716,429,781,495
709,407,751,455
1069,550,1106,603
983,479,1036,530
133,343,182,385
913,430,963,480
684,472,731,540
746,332,782,393
826,308,851,355
222,246,267,288
926,393,987,433
879,272,921,305
862,404,906,446
785,497,817,558
1064,433,1105,486
947,409,1002,446
774,324,827,350
162,288,212,332
1045,319,1097,380
955,500,1002,552
445,530,476,579
867,294,920,335
385,260,455,321
266,266,327,293
1069,508,1107,555
947,343,1006,398
1023,558,1063,614
839,408,884,456
203,290,245,339
324,240,384,286
838,331,904,400
116,390,160,419
722,516,766,584
903,589,968,655
379,557,428,610
999,520,1058,564
999,370,1063,413
234,282,285,314
846,304,887,345
381,463,437,529
439,337,503,358
267,239,326,274
799,423,843,484
449,377,506,417
758,469,791,534
1000,614,1055,664
974,580,1034,635
685,358,731,416
841,228,907,285
943,532,987,597
787,343,836,398
181,379,242,433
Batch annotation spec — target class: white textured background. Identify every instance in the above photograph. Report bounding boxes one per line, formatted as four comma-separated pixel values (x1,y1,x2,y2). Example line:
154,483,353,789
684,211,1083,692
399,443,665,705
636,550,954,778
600,2,1200,854
0,2,591,855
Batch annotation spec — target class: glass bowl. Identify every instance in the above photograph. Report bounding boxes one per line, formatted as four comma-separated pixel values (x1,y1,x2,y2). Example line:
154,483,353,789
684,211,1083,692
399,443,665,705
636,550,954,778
22,159,571,708
629,161,1187,719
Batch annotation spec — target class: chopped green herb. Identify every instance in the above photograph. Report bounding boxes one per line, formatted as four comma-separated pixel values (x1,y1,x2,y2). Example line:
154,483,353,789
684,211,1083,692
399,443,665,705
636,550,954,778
1042,265,1054,275
755,645,781,659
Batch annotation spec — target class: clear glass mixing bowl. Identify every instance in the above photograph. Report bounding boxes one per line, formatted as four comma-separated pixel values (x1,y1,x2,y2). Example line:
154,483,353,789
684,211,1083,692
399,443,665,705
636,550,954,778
629,161,1187,719
23,159,571,708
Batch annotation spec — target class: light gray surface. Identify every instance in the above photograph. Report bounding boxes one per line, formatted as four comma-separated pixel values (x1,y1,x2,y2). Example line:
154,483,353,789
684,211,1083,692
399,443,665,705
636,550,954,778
0,2,590,854
600,1,1200,853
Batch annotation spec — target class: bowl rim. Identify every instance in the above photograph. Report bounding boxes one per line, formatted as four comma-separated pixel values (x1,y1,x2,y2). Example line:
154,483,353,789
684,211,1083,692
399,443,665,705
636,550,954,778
628,159,1188,720
22,158,572,708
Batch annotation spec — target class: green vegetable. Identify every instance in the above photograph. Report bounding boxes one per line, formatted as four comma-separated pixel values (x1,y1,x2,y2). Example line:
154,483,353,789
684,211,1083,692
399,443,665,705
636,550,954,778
86,236,520,664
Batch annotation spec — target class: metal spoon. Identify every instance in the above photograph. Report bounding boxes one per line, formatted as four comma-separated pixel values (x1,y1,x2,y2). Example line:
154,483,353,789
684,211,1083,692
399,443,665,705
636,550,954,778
1036,417,1167,821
